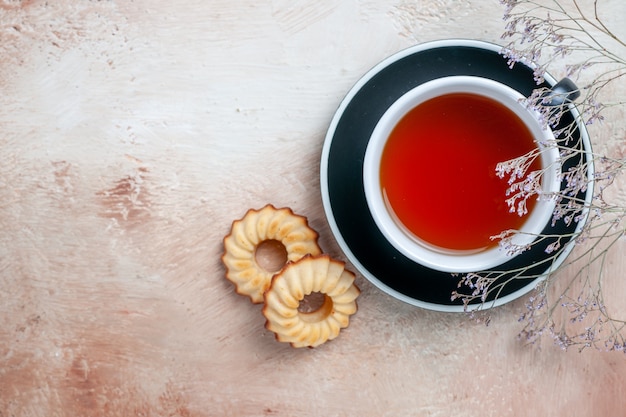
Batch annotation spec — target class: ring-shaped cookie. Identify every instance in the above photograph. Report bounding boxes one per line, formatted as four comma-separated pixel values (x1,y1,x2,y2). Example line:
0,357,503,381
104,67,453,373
222,204,322,303
263,254,360,348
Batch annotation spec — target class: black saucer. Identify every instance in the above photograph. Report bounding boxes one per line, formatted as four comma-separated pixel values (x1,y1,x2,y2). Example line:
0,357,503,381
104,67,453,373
320,39,593,311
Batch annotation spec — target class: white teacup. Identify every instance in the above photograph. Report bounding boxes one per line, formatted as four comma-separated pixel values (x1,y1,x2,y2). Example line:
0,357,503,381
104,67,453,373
363,76,561,273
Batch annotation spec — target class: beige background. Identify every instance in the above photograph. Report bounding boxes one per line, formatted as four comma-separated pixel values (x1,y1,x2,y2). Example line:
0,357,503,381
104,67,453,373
1,1,625,416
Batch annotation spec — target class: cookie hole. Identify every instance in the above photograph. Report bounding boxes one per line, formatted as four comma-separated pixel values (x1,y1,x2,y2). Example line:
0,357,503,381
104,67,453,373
298,292,333,323
255,239,288,273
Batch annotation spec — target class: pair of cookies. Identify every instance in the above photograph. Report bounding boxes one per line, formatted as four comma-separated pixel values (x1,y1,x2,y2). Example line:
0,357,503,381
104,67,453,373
222,205,360,348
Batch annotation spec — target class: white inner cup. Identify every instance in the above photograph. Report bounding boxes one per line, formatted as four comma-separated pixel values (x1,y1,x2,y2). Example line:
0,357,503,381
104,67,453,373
363,76,561,273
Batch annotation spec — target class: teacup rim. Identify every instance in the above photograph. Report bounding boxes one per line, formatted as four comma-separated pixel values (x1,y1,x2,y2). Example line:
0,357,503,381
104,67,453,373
362,75,561,273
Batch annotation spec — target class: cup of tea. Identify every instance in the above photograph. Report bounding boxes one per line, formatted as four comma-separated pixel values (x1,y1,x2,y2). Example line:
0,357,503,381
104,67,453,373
363,75,562,273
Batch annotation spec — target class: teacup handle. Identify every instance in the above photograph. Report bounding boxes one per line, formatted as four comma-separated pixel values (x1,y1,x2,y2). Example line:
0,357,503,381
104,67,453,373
543,77,580,106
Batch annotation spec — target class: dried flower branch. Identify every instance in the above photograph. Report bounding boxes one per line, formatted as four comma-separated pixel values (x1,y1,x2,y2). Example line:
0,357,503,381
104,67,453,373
454,0,626,352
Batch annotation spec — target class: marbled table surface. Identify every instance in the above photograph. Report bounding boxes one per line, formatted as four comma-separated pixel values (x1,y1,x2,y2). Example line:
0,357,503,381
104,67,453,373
1,1,625,416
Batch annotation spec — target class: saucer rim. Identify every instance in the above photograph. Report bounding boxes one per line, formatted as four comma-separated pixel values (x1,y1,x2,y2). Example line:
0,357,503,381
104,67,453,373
320,39,593,312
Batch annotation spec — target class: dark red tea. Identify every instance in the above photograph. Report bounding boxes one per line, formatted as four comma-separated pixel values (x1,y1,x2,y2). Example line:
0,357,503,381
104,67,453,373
380,92,541,251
